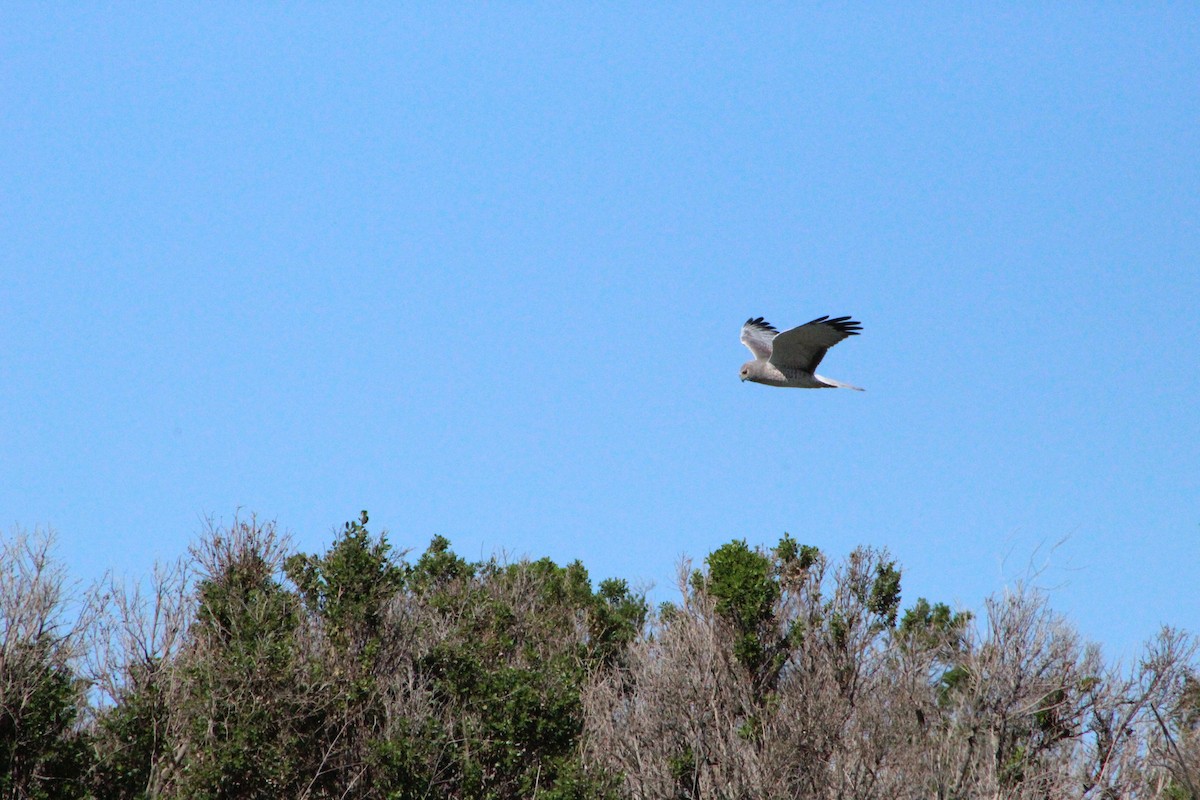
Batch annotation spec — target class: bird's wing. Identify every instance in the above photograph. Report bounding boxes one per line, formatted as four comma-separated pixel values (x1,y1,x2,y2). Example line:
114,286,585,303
740,317,777,360
769,315,861,371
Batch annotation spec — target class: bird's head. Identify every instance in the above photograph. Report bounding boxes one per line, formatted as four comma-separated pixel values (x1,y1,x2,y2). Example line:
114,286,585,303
739,361,754,382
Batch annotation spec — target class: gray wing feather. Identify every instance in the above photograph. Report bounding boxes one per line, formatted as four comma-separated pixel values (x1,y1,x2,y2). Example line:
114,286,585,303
740,317,777,360
769,316,861,371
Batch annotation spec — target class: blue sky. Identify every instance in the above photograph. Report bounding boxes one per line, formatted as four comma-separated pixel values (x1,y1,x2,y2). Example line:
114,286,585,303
3,6,1196,658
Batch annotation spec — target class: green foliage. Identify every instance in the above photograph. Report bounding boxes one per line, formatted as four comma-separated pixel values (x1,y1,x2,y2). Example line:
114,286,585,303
0,645,89,800
410,533,471,591
668,745,699,799
88,665,168,800
704,540,778,631
172,519,316,798
0,531,90,800
797,544,820,570
775,533,799,564
699,540,779,671
900,597,974,709
592,577,647,664
154,519,642,798
828,611,849,651
1034,687,1071,741
532,759,622,800
776,535,821,571
284,511,415,794
410,545,643,798
999,743,1028,787
938,663,971,704
867,561,902,626
1163,780,1197,800
286,510,406,663
900,597,972,655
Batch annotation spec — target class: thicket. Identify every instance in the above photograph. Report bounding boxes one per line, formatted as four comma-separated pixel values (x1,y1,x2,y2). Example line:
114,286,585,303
1,516,1197,798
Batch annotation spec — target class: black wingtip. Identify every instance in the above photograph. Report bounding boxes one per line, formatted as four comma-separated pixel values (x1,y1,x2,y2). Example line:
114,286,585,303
820,315,863,335
744,316,778,333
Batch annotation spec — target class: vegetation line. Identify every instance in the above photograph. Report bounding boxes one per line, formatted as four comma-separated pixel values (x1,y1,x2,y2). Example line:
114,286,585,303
1,515,1196,799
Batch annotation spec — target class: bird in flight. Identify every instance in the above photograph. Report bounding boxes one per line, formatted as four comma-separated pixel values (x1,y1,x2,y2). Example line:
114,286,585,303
739,315,864,390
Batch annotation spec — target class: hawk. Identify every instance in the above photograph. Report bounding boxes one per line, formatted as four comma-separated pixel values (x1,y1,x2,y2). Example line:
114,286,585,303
740,315,864,390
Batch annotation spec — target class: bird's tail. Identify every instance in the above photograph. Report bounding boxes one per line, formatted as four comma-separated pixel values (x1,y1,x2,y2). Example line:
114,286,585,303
818,375,865,391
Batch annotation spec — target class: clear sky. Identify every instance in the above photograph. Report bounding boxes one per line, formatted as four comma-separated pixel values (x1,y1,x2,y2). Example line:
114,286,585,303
3,6,1197,658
